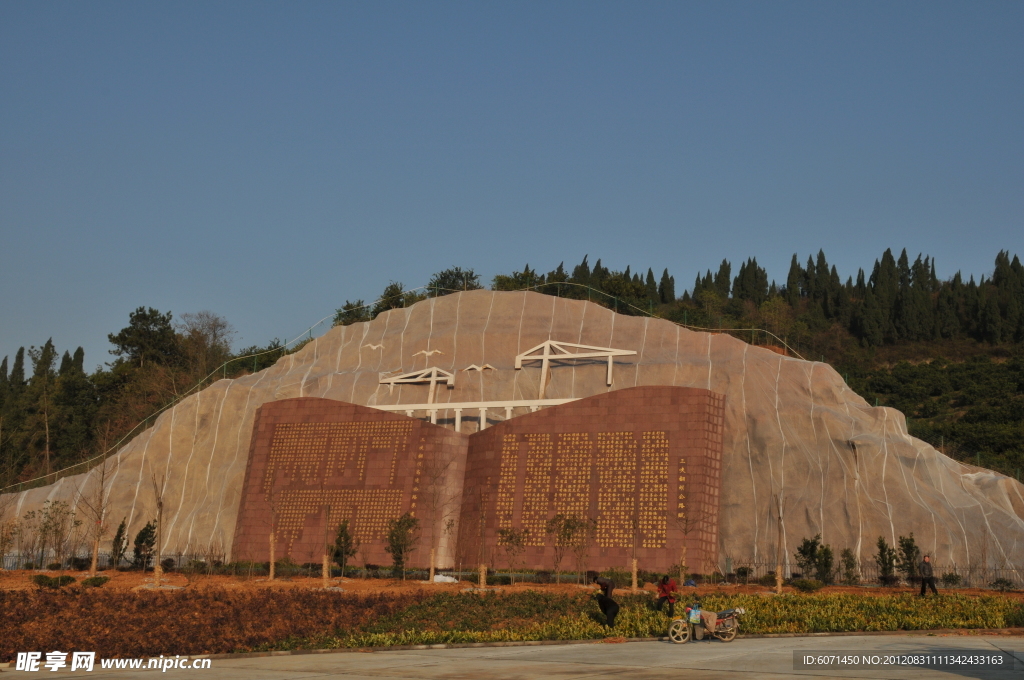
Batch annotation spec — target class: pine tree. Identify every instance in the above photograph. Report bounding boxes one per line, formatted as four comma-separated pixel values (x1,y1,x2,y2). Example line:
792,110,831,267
25,340,59,475
785,255,803,306
53,347,97,468
714,259,732,299
870,249,899,342
570,255,591,285
0,356,7,414
57,351,73,376
645,268,658,301
107,307,180,369
658,268,675,303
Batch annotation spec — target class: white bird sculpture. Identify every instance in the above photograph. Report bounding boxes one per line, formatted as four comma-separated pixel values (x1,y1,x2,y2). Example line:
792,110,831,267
362,343,385,350
463,364,495,372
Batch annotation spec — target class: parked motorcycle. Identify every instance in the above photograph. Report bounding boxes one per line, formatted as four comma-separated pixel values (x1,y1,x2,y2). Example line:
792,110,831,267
668,602,744,643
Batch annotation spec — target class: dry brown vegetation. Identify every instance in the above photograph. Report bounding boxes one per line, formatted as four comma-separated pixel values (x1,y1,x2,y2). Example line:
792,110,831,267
0,586,418,660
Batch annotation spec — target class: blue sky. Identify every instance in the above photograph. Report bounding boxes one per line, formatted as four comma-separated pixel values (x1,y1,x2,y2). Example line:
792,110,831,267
1,1,1021,368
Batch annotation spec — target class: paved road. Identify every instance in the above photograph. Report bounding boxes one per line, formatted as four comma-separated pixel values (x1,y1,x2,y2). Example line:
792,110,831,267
12,635,1024,680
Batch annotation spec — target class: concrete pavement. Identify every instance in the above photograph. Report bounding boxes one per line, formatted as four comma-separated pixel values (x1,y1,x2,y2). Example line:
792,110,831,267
9,634,1024,680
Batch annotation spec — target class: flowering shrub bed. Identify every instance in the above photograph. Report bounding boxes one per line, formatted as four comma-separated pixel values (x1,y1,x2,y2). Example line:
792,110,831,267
0,589,419,661
3,589,1022,661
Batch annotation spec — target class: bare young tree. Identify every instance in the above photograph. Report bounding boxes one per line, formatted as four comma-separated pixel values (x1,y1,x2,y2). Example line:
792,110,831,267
322,504,333,589
568,516,597,584
73,459,113,577
150,472,166,588
0,493,18,571
497,527,529,586
669,499,710,583
420,455,460,582
176,311,235,379
545,513,574,584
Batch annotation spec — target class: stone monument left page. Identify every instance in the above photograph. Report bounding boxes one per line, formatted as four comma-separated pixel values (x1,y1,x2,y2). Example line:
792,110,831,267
232,398,468,567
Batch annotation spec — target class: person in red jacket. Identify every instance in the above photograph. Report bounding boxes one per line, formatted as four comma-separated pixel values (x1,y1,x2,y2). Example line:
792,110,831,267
654,575,678,617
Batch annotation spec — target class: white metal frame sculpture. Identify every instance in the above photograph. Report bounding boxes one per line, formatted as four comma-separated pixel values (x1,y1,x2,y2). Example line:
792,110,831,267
378,367,455,404
515,340,637,398
375,398,574,431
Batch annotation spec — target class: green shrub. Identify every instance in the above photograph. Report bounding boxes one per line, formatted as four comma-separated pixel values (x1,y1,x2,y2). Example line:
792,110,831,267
735,566,752,582
941,572,962,587
32,575,76,589
599,567,631,588
792,579,825,592
990,578,1016,592
840,548,859,585
82,576,110,588
46,562,62,571
758,572,778,587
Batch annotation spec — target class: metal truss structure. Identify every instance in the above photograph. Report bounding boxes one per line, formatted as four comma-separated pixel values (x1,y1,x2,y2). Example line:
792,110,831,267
514,340,637,398
378,366,455,404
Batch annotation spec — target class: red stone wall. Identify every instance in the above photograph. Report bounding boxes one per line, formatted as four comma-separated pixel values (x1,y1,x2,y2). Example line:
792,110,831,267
232,387,724,574
231,398,466,566
457,386,724,573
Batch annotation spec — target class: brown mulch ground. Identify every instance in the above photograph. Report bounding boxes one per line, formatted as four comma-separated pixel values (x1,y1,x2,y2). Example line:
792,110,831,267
2,568,1021,599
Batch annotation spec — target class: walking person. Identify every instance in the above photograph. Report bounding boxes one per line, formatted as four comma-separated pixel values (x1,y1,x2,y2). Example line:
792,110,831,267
654,575,678,617
919,554,939,596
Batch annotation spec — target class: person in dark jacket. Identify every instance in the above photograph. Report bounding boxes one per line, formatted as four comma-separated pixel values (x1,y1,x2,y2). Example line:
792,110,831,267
592,574,616,599
654,575,678,617
919,555,938,596
591,575,619,627
595,592,620,627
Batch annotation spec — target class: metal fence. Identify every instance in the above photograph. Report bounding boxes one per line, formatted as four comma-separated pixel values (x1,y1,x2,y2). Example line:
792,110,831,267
4,550,1023,590
722,559,1023,589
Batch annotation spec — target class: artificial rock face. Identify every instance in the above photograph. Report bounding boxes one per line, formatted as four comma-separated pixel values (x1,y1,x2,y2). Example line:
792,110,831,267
4,290,1023,570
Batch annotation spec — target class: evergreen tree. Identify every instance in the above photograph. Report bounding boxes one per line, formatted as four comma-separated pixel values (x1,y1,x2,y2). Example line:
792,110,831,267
107,307,179,369
570,255,591,285
934,285,960,339
57,351,73,376
645,268,658,301
0,356,7,415
733,258,769,305
25,340,59,475
785,255,803,306
9,348,25,389
814,250,831,307
53,347,97,468
870,249,899,342
426,267,482,296
658,268,675,303
333,300,370,326
713,259,732,299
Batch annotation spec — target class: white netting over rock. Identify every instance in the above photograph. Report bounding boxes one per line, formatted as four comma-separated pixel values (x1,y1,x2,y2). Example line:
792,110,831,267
5,290,1023,567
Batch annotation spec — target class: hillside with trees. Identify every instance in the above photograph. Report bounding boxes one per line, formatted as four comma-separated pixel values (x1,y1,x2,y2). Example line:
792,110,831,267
2,251,1022,491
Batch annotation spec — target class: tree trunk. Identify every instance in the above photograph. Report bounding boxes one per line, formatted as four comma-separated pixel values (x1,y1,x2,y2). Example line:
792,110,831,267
775,505,784,595
89,535,99,578
153,504,163,589
631,558,638,592
268,530,275,581
478,563,486,589
322,553,329,589
429,548,435,583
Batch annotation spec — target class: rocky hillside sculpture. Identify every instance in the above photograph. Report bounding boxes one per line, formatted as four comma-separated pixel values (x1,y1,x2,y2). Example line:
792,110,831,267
4,290,1023,569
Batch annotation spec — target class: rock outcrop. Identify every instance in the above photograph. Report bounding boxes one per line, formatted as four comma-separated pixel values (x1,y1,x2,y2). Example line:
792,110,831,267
4,290,1023,567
